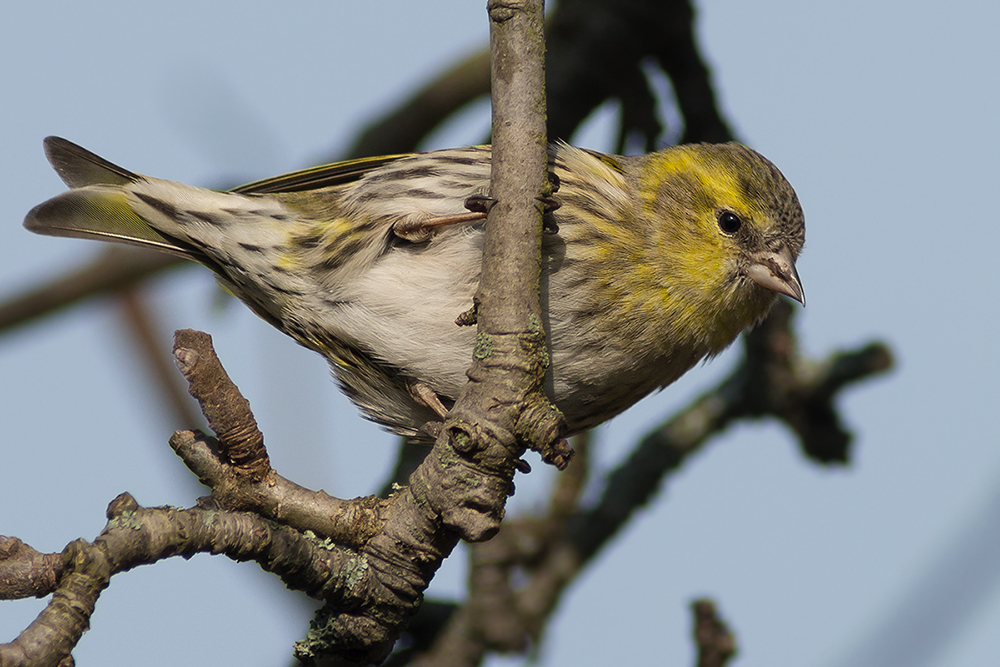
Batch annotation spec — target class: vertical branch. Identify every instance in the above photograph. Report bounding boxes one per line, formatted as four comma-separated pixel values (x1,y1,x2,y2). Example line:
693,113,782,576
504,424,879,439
430,0,564,543
481,0,548,338
476,0,567,456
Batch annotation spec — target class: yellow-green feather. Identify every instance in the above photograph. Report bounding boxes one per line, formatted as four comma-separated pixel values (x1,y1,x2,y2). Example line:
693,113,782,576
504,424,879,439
23,186,200,261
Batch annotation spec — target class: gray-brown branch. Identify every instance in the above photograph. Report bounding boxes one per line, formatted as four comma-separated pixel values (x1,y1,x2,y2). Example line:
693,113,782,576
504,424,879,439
0,493,373,667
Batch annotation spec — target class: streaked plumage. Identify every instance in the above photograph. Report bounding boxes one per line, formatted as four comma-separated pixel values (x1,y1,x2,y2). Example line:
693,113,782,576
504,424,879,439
25,137,805,438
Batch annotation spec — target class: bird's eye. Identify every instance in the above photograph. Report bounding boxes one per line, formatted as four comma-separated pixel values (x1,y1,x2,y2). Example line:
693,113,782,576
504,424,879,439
717,210,743,235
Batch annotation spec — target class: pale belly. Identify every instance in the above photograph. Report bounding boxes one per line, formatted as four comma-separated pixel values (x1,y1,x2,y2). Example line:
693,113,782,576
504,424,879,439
295,227,702,436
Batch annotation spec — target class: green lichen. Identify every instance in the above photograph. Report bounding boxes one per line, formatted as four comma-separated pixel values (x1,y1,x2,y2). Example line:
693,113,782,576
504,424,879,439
474,332,494,359
342,554,370,589
108,511,143,531
303,530,337,552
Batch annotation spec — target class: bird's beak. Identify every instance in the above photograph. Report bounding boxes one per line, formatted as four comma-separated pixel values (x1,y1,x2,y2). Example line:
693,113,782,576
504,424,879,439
745,246,805,305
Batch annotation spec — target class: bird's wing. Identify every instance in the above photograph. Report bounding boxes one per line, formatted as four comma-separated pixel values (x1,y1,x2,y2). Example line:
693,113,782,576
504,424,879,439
232,153,416,195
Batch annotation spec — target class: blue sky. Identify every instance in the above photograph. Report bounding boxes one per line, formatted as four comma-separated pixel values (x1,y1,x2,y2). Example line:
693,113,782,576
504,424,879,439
2,2,999,666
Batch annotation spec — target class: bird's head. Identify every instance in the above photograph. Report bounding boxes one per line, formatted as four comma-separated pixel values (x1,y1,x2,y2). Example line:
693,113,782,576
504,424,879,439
639,142,805,351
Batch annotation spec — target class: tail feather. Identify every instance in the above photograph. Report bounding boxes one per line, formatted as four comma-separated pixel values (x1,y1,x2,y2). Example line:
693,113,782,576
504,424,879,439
26,137,209,262
43,136,141,188
24,184,205,262
26,136,295,276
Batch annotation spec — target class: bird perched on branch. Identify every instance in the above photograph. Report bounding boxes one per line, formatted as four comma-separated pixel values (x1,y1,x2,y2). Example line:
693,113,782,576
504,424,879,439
25,137,804,438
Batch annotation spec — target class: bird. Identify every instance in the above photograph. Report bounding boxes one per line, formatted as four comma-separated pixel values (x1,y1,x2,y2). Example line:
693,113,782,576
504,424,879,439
25,136,805,439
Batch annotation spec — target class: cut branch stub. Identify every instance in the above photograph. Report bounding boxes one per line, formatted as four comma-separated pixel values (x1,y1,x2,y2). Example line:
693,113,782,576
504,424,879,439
172,328,270,481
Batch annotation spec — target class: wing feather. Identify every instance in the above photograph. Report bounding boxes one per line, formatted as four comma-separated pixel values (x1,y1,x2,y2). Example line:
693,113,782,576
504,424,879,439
232,153,415,195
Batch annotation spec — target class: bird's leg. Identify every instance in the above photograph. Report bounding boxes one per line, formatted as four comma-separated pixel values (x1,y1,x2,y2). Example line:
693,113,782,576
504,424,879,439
393,193,562,240
392,195,494,242
392,212,485,242
407,379,450,420
408,380,453,442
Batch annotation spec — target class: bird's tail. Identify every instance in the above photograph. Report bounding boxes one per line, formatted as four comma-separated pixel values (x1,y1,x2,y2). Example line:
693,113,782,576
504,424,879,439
24,137,207,262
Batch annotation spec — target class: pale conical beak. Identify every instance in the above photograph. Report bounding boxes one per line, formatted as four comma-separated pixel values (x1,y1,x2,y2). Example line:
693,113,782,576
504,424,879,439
745,246,805,305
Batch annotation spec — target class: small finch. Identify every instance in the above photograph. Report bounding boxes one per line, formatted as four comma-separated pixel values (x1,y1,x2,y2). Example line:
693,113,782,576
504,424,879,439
25,137,804,438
